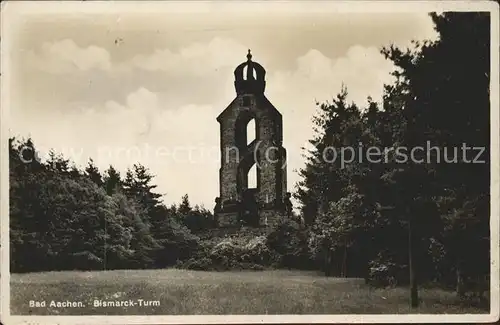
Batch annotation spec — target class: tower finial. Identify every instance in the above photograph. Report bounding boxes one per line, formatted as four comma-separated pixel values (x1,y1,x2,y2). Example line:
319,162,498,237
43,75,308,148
247,49,252,61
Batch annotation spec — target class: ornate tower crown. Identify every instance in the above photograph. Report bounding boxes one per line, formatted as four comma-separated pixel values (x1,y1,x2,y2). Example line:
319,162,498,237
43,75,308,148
234,49,266,95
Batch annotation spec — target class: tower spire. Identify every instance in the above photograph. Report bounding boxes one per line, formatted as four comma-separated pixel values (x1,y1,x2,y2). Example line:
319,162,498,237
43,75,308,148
233,49,266,95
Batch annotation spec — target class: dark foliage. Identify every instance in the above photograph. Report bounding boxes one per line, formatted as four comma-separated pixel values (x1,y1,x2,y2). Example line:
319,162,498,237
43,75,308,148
10,139,205,272
266,220,313,270
297,12,490,302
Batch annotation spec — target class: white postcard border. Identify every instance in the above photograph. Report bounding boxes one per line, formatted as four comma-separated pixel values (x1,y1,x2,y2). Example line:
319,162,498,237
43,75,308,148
1,1,498,324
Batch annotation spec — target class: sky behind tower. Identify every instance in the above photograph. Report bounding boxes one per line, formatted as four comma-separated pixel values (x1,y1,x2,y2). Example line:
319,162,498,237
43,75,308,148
6,4,438,208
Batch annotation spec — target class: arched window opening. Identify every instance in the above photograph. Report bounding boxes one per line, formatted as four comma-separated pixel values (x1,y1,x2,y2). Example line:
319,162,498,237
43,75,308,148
247,119,256,146
248,163,257,189
242,65,258,81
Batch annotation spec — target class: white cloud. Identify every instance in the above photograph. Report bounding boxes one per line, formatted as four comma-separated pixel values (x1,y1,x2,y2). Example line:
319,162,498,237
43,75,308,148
266,45,396,196
26,39,112,74
19,86,221,206
269,45,395,107
128,37,247,76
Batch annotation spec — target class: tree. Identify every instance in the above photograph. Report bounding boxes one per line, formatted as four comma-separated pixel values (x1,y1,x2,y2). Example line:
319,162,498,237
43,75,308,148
298,12,490,307
382,12,490,303
123,164,162,209
9,137,132,271
179,194,192,215
103,165,121,195
9,136,204,272
295,88,357,225
85,158,104,187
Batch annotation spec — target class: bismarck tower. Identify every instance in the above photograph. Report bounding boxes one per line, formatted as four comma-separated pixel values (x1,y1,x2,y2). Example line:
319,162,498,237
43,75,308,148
215,50,287,227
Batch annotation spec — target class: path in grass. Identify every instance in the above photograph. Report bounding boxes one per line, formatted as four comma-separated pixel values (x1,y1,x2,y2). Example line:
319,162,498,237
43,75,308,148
10,269,487,315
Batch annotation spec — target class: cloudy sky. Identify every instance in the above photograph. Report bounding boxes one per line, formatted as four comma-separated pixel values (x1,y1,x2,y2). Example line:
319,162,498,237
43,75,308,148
4,3,439,208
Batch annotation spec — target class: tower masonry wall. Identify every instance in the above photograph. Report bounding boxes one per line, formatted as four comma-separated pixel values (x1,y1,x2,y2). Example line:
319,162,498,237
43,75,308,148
216,53,288,228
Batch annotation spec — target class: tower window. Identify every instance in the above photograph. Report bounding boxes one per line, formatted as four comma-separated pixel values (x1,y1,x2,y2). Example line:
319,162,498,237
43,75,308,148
247,118,256,145
248,163,257,189
242,96,251,106
242,65,258,80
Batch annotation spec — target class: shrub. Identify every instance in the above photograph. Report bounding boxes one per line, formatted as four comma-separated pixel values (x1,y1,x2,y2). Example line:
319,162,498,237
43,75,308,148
235,263,266,271
242,236,276,265
66,251,103,271
367,258,407,288
266,219,313,269
153,219,203,268
178,257,215,271
456,274,489,307
177,235,279,271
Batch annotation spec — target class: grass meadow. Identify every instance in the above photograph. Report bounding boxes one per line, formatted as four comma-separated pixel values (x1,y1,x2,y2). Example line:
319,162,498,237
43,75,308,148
10,269,488,315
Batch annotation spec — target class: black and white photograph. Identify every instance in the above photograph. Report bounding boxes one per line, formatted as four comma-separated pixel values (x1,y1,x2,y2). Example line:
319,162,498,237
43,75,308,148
1,1,499,323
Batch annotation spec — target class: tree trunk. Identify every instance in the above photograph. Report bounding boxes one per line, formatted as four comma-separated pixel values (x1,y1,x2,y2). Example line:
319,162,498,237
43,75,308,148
456,264,465,297
324,249,332,277
408,212,419,308
342,241,348,278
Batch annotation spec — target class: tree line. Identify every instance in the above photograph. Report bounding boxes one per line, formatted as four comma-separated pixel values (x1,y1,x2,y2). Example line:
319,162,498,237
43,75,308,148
297,12,490,302
10,142,211,272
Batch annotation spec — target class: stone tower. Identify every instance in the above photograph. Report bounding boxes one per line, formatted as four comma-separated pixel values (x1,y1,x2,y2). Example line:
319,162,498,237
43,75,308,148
215,50,287,227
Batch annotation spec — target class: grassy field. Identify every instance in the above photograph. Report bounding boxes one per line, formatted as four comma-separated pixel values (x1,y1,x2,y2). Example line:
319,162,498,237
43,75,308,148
10,269,488,315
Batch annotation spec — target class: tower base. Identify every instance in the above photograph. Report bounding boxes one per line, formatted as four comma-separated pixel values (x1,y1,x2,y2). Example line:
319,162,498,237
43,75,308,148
215,209,283,228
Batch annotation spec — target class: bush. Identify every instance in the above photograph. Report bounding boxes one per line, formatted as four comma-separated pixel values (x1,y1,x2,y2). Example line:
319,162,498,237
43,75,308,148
266,219,313,269
177,235,279,271
456,274,489,307
242,236,276,265
234,263,266,271
152,218,203,268
178,257,215,271
367,258,408,288
65,251,103,271
209,236,277,267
